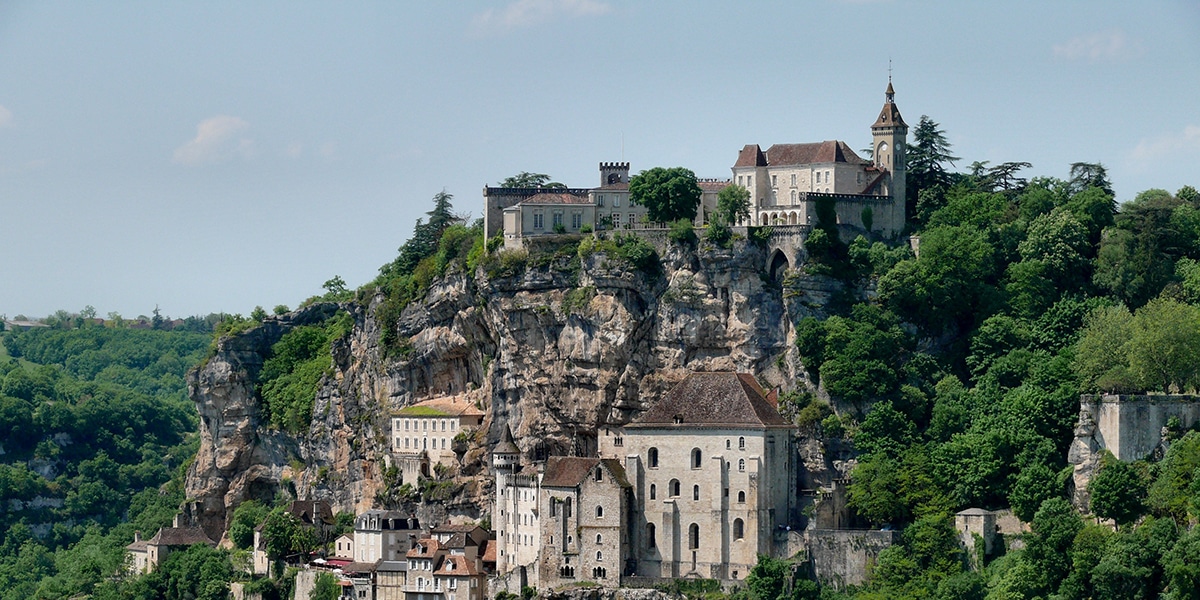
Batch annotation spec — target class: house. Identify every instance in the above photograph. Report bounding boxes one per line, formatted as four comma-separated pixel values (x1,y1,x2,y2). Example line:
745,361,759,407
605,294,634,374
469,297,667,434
354,510,421,563
250,499,337,575
392,396,485,484
334,532,355,559
536,457,631,588
126,519,216,574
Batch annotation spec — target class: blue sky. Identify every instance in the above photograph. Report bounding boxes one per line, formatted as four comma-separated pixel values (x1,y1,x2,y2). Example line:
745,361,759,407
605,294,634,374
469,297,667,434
1,1,1197,319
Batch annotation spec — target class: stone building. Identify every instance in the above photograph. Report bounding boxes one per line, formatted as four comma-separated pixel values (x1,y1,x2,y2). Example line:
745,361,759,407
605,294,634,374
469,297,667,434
732,82,908,235
609,372,797,581
491,372,797,590
537,457,631,588
125,518,216,574
491,162,730,249
354,509,422,563
393,396,485,483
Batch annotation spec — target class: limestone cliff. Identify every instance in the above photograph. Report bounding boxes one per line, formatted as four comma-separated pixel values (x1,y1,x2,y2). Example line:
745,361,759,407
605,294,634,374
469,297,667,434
184,238,842,542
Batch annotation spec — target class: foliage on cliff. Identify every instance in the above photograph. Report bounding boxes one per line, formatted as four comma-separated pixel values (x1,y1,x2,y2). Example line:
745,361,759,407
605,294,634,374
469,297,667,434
258,310,353,433
0,325,206,599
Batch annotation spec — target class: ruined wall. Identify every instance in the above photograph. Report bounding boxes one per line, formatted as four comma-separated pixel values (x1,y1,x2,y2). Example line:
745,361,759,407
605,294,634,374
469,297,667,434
1069,393,1200,509
803,529,899,589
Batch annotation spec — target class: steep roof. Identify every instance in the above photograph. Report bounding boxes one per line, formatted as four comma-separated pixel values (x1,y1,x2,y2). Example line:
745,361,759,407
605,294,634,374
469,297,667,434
492,425,519,455
541,456,631,488
147,527,215,547
480,539,497,563
872,82,907,129
407,538,440,558
734,144,768,168
435,554,480,576
764,141,869,167
628,372,792,429
288,500,335,526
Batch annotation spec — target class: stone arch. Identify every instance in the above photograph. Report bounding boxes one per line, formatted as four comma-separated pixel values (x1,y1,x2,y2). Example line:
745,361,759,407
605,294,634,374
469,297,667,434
759,212,768,226
790,212,798,225
768,249,790,281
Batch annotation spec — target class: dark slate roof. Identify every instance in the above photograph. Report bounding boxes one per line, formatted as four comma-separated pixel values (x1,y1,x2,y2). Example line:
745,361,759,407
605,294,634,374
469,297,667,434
492,425,519,455
148,527,216,547
734,144,767,168
872,89,907,129
541,456,631,488
289,500,335,526
629,372,792,429
764,141,868,167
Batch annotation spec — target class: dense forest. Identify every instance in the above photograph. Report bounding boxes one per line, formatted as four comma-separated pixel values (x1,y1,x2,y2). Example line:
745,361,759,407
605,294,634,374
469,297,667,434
0,323,209,598
4,115,1200,599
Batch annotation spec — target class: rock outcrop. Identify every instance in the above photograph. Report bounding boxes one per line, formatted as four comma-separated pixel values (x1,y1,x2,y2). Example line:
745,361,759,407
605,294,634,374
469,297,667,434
185,239,832,541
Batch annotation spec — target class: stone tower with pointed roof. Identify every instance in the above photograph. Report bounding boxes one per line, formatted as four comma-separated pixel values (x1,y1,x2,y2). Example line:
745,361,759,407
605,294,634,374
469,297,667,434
871,81,909,230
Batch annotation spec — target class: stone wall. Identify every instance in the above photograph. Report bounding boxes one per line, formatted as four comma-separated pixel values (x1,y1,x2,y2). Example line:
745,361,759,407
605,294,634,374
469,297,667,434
1069,394,1200,509
803,529,899,589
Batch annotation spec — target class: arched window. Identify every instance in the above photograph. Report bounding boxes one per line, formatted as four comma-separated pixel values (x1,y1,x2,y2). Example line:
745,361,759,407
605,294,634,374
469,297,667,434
738,458,745,472
564,497,572,519
738,491,746,503
693,485,700,501
596,551,603,561
726,439,731,449
646,523,656,548
738,437,745,450
669,479,681,497
550,498,558,518
595,505,603,518
649,484,656,500
596,534,602,544
689,524,700,549
691,448,702,469
734,518,744,540
648,448,659,468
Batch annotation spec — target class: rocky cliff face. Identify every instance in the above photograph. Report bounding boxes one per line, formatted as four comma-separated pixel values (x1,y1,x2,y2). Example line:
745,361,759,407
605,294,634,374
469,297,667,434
185,238,837,542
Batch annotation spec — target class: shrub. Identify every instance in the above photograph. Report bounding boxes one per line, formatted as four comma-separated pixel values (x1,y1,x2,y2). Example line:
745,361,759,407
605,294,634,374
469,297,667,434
668,219,697,245
706,221,733,247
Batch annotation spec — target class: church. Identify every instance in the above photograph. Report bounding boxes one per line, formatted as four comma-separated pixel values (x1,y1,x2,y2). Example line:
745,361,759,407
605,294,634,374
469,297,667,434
491,372,797,591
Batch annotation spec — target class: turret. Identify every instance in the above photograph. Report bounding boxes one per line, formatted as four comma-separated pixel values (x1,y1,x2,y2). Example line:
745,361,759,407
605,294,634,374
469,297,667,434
491,425,520,471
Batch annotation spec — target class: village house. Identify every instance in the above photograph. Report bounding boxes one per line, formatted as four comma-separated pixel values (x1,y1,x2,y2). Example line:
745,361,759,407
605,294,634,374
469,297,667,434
392,396,485,483
126,516,216,574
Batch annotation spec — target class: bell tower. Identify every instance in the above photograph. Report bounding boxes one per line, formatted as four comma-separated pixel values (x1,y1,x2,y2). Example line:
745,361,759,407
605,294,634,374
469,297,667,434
871,80,908,229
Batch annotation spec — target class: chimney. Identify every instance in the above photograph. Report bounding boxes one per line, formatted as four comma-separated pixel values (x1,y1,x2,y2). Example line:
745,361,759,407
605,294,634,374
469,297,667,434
134,531,141,543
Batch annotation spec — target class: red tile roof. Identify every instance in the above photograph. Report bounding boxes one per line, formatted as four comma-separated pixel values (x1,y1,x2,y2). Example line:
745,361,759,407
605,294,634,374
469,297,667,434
734,145,767,168
630,372,792,428
407,538,440,558
541,457,631,488
480,539,497,563
764,141,868,167
435,554,480,576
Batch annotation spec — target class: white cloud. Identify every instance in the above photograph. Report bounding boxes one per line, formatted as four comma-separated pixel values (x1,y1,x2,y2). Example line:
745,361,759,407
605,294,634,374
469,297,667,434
172,115,252,165
471,0,611,35
1053,30,1141,61
1129,125,1200,168
0,105,12,127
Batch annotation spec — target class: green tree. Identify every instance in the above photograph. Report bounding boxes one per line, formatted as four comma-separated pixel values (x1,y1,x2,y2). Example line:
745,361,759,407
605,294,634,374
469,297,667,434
1127,299,1200,392
1074,304,1135,393
746,554,789,600
1068,162,1114,197
499,172,564,189
906,115,959,220
311,573,341,600
1089,453,1147,526
1027,497,1084,592
229,500,270,550
1163,526,1200,600
629,167,702,223
715,184,751,226
1146,431,1200,523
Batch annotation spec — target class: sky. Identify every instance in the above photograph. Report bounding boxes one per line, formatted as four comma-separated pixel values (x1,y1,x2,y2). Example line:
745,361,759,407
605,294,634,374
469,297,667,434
1,1,1198,319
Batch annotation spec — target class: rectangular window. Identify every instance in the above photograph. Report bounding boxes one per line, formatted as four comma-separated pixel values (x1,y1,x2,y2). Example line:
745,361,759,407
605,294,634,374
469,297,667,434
857,171,862,184
737,175,743,186
791,173,796,186
628,214,635,226
405,420,410,431
597,195,605,207
771,175,777,187
405,438,410,448
613,196,620,208
552,212,563,227
572,212,582,229
533,211,544,229
613,213,620,227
